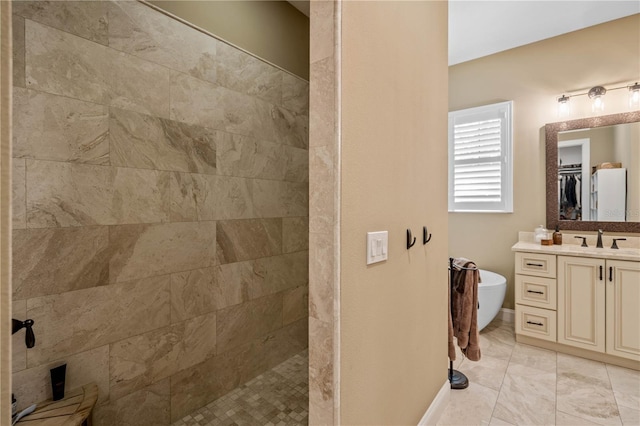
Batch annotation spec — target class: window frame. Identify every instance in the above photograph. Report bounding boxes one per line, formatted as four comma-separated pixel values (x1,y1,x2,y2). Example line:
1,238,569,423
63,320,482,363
448,101,514,213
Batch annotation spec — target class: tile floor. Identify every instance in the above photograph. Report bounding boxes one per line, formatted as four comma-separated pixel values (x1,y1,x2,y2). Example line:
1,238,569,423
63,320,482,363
438,319,640,426
170,319,639,426
172,350,309,426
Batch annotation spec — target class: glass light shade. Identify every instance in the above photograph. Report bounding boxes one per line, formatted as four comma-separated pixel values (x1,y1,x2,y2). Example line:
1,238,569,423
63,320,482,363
630,88,640,109
557,95,570,117
592,96,604,113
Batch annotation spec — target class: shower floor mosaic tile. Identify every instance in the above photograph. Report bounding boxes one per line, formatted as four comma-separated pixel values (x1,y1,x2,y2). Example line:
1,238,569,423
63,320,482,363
172,350,309,426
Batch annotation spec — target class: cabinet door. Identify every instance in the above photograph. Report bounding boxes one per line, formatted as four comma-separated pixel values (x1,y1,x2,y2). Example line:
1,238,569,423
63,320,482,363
606,260,640,361
558,256,606,352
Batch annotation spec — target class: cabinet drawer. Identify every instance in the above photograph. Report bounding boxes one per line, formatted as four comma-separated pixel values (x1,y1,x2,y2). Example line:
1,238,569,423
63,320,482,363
515,252,556,278
516,274,557,310
516,305,557,342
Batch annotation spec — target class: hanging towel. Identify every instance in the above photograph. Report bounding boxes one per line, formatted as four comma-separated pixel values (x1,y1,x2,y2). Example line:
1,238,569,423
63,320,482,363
449,258,481,361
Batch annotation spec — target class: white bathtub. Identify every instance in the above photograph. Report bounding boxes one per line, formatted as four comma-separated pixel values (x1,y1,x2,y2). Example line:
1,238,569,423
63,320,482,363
477,269,507,331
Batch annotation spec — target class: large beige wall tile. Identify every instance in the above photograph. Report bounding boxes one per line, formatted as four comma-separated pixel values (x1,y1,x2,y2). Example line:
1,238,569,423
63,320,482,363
110,312,216,400
171,71,308,148
170,318,307,421
109,221,216,283
169,71,226,130
13,88,109,164
25,20,170,118
216,42,282,105
12,14,25,88
169,341,254,421
171,267,242,323
250,251,308,299
283,285,308,325
192,174,254,220
252,179,308,218
106,49,171,119
215,293,283,354
219,87,270,139
12,159,26,229
13,226,110,299
216,131,286,180
13,0,108,45
282,73,309,116
12,345,109,411
26,160,170,227
25,19,109,104
163,172,198,222
216,218,282,264
26,276,171,367
110,108,216,174
94,379,170,426
108,1,218,84
284,145,309,183
270,105,309,149
214,251,307,304
12,300,27,373
283,217,309,253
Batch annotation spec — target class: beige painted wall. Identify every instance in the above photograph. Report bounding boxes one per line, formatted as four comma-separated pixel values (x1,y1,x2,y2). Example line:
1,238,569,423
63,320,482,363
149,0,309,79
340,2,448,423
449,14,640,310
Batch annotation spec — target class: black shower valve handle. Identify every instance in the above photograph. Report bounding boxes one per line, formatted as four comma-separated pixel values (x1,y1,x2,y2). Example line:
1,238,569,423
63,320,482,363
12,318,35,348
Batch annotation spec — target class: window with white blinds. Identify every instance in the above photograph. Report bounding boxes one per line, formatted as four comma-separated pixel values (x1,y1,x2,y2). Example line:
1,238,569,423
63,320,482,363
448,101,513,212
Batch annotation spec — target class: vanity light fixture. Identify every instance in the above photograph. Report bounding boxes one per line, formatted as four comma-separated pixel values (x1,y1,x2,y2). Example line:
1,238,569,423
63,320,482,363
629,82,640,108
588,86,607,113
555,81,640,117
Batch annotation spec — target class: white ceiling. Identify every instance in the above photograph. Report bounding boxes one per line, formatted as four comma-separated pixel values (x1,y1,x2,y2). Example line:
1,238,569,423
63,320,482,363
288,1,639,66
449,1,640,65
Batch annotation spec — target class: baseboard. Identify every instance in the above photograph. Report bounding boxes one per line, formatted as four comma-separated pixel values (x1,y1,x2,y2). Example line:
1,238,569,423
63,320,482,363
498,308,515,323
418,380,450,425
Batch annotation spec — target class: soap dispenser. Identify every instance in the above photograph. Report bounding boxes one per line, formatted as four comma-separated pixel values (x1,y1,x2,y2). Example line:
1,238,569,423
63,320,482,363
553,225,562,245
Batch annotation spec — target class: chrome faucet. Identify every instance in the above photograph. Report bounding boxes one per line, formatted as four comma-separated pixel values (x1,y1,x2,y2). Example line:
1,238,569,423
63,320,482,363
596,229,604,248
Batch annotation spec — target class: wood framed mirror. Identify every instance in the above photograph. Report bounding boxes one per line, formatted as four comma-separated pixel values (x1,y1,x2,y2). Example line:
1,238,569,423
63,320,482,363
545,110,640,233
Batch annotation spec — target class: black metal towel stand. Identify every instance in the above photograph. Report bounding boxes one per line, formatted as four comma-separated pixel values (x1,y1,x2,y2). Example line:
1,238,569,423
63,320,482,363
449,257,469,390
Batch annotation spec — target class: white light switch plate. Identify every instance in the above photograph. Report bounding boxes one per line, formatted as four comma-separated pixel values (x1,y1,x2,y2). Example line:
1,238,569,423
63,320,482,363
367,231,388,265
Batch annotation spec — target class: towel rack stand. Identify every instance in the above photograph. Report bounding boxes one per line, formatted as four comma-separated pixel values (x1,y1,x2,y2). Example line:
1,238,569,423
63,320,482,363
449,257,469,390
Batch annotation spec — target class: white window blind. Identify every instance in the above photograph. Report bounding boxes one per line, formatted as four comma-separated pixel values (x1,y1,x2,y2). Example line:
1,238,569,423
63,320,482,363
448,101,513,213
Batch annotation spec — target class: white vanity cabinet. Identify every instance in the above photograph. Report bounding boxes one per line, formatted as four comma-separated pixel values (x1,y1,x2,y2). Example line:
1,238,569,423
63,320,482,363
513,239,640,368
515,252,557,342
557,256,605,353
557,256,640,361
606,260,640,361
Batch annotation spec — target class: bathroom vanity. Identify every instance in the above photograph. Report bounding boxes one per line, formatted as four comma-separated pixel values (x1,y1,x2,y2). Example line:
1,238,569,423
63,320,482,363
512,232,640,370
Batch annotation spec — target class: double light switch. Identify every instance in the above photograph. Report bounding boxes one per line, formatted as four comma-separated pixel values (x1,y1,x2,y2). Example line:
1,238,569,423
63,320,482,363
367,231,388,265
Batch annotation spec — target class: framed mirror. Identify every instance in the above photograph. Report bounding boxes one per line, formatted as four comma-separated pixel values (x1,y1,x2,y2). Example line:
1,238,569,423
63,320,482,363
546,110,640,233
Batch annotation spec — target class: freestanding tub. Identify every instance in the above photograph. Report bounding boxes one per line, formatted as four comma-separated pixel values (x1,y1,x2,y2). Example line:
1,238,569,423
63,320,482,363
477,269,507,331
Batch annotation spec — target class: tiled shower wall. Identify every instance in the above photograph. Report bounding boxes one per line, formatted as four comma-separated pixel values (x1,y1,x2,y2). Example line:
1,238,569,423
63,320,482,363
10,1,309,424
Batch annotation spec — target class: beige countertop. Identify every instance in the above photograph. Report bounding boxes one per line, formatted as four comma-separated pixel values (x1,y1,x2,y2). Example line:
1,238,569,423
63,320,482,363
512,232,640,262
